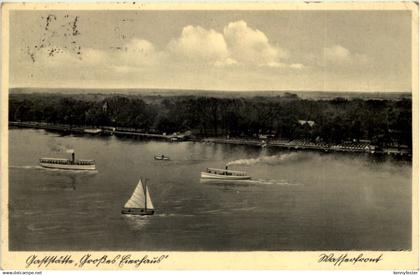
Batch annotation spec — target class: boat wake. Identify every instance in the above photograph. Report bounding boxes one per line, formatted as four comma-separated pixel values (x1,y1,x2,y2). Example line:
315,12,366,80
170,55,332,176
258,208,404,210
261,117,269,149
45,168,98,174
27,223,61,232
156,213,195,218
246,178,301,186
226,152,302,166
9,165,44,170
201,178,300,186
10,165,98,174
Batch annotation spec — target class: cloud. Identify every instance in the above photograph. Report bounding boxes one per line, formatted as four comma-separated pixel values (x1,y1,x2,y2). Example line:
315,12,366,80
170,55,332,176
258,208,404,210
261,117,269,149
123,39,156,54
266,62,285,68
214,57,238,67
223,20,288,66
81,48,107,64
167,25,229,64
112,38,163,66
31,38,162,70
166,20,290,67
24,20,301,72
324,45,350,63
323,44,369,66
290,63,305,70
32,46,81,67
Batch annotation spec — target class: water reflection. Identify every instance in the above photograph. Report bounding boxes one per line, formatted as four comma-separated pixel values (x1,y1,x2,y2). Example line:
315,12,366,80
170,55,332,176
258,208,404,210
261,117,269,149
122,215,151,231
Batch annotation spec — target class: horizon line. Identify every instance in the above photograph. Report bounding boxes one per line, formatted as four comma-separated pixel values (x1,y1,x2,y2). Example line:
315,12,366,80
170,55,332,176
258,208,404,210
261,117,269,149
9,86,412,94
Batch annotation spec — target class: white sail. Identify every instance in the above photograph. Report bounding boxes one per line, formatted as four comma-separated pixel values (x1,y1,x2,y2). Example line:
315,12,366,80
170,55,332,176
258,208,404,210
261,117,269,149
145,185,154,209
124,180,154,210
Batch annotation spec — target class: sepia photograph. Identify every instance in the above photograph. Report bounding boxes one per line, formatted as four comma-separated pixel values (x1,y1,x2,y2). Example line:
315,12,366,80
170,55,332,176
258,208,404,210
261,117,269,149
1,2,418,270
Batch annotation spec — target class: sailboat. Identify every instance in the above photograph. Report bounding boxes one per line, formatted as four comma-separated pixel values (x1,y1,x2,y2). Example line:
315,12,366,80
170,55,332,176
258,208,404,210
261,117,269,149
121,179,155,215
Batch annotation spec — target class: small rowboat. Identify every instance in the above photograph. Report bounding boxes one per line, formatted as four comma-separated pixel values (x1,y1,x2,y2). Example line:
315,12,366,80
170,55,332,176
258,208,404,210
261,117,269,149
154,155,170,161
201,167,251,180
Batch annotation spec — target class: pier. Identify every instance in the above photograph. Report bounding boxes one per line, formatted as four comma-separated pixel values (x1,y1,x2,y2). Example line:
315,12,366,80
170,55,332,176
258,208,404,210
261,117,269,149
9,121,185,141
203,137,410,157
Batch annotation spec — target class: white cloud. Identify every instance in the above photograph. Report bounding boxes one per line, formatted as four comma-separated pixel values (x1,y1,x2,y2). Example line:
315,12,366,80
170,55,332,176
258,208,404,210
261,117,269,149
223,20,288,66
290,63,305,70
81,48,107,64
25,20,302,74
167,25,229,63
266,62,286,68
33,46,82,67
123,39,155,54
324,45,350,63
111,39,163,66
214,57,238,67
32,39,163,71
323,44,369,66
118,39,157,63
166,20,290,68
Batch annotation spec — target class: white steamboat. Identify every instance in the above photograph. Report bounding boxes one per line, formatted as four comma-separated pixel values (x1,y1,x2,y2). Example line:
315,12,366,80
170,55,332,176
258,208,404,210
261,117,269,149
201,166,251,180
39,150,96,170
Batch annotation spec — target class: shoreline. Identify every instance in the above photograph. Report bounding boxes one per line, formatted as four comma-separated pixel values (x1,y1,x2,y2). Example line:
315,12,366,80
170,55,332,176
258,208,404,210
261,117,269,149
9,121,411,158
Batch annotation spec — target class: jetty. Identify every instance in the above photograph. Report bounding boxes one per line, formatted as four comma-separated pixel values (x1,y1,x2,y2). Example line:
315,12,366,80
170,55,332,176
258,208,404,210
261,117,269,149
203,137,410,157
9,121,188,141
9,121,87,134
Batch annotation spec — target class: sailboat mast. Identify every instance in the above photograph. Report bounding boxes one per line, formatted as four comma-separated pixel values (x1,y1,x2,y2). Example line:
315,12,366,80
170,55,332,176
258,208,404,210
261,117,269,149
144,179,147,211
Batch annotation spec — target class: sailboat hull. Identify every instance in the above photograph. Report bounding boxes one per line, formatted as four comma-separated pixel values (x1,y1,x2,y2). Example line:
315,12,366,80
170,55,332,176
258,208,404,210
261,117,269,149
121,208,155,215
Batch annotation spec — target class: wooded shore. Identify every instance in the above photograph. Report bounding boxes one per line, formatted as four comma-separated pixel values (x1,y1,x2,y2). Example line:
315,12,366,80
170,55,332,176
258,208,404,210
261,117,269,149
9,121,411,157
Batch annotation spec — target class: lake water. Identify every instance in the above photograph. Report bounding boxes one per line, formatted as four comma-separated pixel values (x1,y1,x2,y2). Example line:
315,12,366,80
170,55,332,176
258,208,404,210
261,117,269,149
9,129,412,251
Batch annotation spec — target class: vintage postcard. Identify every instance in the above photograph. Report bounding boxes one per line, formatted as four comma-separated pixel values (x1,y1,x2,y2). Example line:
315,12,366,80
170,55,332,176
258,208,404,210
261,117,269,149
0,2,418,271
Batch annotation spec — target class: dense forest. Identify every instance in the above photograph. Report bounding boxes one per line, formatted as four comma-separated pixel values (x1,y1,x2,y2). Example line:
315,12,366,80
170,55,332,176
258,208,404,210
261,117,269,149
9,92,412,149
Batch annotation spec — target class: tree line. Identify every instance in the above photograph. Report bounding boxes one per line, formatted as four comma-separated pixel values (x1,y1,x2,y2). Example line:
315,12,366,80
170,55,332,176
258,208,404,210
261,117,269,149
9,93,412,148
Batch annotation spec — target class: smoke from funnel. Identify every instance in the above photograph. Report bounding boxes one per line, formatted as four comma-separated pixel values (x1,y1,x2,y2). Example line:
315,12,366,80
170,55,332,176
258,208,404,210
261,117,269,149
226,152,301,166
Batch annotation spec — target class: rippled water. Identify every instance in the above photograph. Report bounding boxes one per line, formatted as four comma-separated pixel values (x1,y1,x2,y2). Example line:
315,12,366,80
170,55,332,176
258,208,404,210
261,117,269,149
9,129,412,251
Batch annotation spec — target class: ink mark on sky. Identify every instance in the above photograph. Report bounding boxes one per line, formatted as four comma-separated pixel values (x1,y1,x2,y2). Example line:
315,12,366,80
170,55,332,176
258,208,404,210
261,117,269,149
25,14,83,62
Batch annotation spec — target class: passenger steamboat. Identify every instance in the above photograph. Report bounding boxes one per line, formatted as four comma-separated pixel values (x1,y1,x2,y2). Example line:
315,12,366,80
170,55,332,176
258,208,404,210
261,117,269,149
201,166,251,180
39,150,96,170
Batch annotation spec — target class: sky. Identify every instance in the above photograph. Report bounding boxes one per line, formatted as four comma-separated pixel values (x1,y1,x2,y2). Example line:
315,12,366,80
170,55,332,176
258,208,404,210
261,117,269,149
9,10,412,92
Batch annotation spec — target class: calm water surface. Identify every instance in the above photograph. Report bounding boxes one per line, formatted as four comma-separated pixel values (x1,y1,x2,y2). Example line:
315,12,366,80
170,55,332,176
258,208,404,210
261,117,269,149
9,129,412,251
